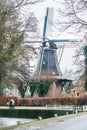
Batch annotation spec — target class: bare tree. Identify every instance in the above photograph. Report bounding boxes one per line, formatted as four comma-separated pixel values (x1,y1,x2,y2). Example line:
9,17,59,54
53,0,87,89
53,0,87,37
53,0,86,68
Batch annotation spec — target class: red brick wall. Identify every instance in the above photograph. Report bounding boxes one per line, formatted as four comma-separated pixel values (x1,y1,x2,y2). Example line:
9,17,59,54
72,77,87,98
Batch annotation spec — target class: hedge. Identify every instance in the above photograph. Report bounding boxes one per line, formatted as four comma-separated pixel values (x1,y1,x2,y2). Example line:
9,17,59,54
0,96,87,106
0,96,19,106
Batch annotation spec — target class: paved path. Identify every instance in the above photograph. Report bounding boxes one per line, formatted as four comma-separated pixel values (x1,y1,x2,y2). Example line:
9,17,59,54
6,112,87,130
43,114,87,130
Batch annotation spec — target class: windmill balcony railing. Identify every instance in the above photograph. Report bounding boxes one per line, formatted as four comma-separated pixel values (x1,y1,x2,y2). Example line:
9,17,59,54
32,75,63,80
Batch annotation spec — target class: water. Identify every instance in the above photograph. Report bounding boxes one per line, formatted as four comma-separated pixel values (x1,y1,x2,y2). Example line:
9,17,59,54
0,117,34,128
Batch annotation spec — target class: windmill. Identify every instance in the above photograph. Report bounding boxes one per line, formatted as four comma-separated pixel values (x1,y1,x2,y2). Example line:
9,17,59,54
25,7,77,80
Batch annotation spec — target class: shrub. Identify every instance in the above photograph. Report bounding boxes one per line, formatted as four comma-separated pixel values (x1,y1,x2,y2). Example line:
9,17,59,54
0,97,87,106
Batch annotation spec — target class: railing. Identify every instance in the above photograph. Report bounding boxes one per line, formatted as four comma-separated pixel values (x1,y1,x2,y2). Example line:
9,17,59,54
32,75,62,80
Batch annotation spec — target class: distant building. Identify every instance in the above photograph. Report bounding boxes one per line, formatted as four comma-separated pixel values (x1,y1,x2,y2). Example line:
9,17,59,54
72,75,87,98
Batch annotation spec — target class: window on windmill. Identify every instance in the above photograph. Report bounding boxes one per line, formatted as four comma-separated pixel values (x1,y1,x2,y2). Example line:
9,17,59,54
52,71,55,75
77,92,79,96
43,61,45,64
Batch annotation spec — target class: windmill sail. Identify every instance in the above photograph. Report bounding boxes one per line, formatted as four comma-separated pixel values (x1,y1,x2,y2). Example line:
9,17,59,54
42,8,53,38
46,8,54,36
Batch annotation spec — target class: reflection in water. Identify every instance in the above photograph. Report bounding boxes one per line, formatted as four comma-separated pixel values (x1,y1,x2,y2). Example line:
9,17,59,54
0,117,34,128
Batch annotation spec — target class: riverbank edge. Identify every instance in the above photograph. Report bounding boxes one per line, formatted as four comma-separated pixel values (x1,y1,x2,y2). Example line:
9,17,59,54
1,112,87,130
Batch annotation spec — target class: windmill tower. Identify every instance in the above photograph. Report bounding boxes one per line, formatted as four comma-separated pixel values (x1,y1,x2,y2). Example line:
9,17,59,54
34,42,63,79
